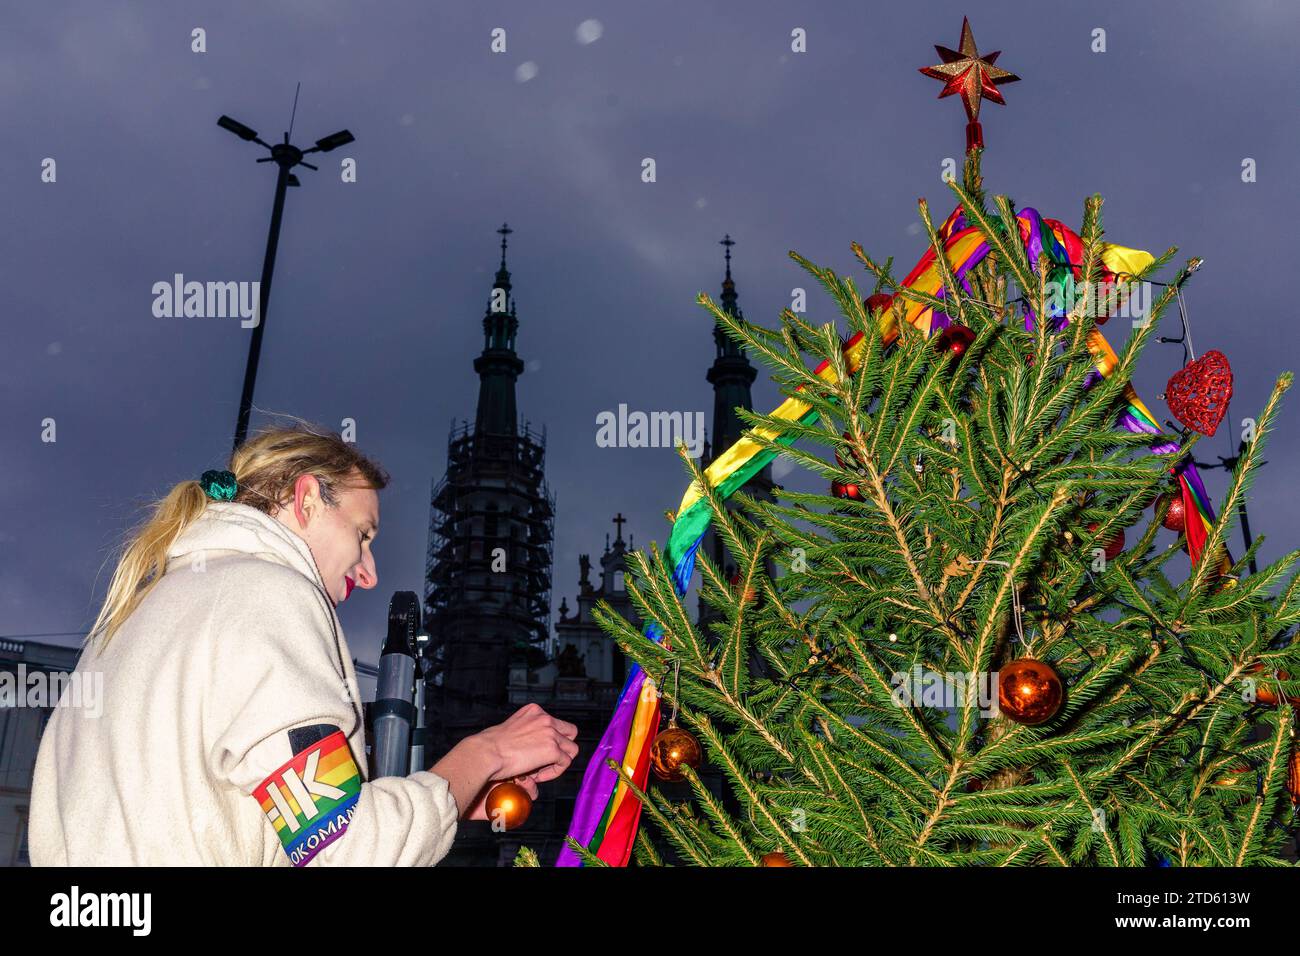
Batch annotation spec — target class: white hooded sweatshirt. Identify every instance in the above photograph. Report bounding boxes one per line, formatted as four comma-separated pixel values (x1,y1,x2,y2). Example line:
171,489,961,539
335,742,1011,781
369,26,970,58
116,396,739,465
29,500,459,866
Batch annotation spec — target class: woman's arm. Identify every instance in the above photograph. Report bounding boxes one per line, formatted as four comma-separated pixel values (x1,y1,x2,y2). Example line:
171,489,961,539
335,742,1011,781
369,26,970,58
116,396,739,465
429,735,504,820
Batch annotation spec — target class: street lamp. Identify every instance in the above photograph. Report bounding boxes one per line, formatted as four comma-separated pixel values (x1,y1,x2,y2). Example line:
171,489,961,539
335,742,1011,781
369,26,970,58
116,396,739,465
217,112,355,451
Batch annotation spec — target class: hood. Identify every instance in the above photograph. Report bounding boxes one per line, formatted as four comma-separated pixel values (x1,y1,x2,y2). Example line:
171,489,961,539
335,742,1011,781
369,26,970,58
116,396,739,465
165,501,327,594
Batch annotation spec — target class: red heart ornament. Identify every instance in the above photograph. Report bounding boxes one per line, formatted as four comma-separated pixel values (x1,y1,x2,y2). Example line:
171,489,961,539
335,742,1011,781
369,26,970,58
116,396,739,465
1165,350,1233,437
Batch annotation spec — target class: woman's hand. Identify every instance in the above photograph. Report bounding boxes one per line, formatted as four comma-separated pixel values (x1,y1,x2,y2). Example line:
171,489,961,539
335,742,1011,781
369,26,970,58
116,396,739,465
474,702,580,783
436,703,579,822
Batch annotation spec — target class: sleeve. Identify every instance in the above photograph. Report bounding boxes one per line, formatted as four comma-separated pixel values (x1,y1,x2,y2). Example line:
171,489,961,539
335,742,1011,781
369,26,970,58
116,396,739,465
204,564,459,867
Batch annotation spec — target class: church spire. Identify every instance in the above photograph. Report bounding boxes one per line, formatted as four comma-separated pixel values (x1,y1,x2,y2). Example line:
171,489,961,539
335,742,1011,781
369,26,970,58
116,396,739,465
474,222,525,436
494,222,513,298
719,233,741,321
713,233,747,358
706,233,757,458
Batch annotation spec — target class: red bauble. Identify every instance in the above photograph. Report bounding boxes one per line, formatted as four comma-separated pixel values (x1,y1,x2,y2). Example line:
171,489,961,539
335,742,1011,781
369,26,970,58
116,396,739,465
484,782,532,830
1166,350,1233,437
833,429,866,501
832,480,863,501
933,323,975,358
1154,493,1187,533
1289,750,1300,806
1086,522,1125,560
864,293,895,316
997,658,1064,725
761,851,793,866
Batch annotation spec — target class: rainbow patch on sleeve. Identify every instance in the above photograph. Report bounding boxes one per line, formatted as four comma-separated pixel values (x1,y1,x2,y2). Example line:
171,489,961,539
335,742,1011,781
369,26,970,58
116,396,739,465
253,728,362,866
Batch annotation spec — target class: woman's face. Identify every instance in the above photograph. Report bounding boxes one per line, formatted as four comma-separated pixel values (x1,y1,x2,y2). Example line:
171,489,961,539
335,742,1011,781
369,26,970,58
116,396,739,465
272,471,379,606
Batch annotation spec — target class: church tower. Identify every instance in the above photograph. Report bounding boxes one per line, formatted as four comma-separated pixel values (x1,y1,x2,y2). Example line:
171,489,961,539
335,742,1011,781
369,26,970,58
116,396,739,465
424,225,556,849
698,234,775,626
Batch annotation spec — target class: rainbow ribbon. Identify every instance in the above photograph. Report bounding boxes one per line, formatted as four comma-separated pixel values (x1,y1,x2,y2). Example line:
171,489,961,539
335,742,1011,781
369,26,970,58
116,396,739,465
556,204,1221,866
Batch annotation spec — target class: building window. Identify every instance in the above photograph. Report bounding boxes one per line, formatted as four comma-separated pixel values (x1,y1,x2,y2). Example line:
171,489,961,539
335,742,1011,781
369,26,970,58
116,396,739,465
613,570,624,591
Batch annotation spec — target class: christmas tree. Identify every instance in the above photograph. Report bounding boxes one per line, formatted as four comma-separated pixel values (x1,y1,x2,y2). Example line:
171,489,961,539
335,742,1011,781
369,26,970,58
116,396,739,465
543,18,1300,868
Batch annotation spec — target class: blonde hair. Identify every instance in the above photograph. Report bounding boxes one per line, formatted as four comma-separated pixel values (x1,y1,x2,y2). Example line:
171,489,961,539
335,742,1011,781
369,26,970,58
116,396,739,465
86,417,389,652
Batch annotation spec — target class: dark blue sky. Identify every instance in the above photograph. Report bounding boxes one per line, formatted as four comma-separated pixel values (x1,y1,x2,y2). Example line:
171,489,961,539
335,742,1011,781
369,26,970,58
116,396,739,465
4,0,1298,675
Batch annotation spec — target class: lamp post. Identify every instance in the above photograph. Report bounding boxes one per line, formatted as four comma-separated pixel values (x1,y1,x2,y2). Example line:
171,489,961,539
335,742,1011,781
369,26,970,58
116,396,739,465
217,113,355,451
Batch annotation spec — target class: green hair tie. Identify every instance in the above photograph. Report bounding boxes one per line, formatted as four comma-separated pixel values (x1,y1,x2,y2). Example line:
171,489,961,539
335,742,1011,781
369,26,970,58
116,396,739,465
199,469,238,501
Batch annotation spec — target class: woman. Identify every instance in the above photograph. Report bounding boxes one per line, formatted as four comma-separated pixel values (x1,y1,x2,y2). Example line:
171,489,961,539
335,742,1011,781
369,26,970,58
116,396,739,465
29,421,578,865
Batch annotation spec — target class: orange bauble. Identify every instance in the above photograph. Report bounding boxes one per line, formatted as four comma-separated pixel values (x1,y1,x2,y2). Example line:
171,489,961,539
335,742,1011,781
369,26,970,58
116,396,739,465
1213,763,1251,788
997,658,1064,726
484,781,532,830
649,726,703,782
1289,750,1300,806
1246,663,1296,706
761,851,793,866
